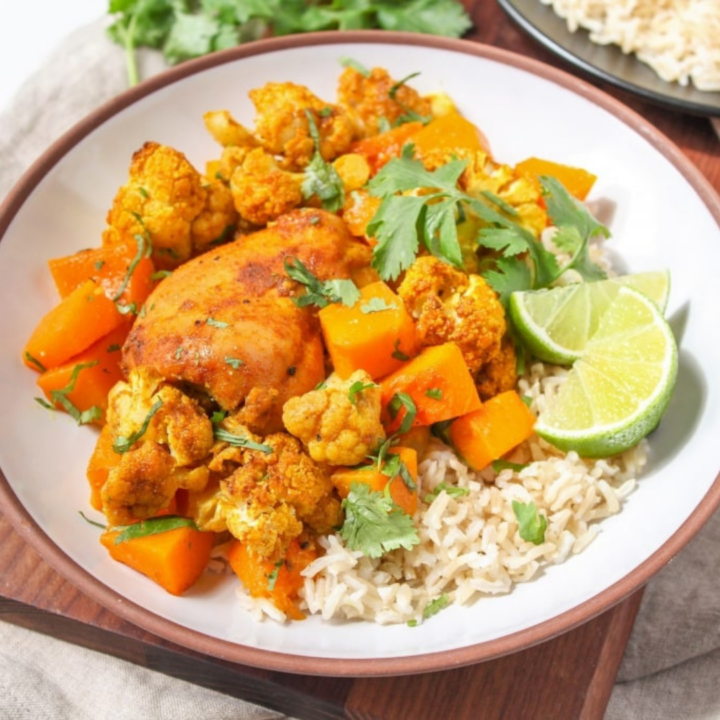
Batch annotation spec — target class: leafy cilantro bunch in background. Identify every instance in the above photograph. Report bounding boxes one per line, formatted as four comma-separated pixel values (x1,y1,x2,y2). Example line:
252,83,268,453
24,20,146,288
107,0,473,86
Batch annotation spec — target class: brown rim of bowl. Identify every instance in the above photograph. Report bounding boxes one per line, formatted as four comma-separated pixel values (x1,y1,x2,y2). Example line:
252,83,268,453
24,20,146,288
1,29,720,678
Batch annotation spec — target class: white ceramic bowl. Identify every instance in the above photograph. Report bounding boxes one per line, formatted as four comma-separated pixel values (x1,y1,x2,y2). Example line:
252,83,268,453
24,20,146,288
1,31,719,676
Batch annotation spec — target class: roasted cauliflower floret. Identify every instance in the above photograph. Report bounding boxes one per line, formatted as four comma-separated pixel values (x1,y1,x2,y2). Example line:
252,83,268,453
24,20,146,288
217,431,341,560
249,82,354,169
337,66,432,139
102,141,237,267
100,367,214,525
398,256,508,377
475,336,518,401
229,148,304,225
190,179,239,255
282,370,386,467
203,110,259,149
108,367,214,467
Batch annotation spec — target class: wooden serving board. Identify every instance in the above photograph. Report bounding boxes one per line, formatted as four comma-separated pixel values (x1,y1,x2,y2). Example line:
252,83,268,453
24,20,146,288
2,2,720,718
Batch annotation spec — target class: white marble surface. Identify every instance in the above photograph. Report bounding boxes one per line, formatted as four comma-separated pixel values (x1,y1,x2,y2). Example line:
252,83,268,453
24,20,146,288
0,0,105,112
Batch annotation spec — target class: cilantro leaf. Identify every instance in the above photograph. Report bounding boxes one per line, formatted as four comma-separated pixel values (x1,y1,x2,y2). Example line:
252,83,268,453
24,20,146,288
301,110,345,212
376,0,472,36
112,515,198,544
386,392,417,435
49,362,103,426
423,482,469,504
214,427,272,453
512,500,547,545
361,297,396,313
380,452,416,491
113,398,163,453
423,593,450,618
284,256,360,308
348,380,378,406
340,482,420,558
492,459,529,473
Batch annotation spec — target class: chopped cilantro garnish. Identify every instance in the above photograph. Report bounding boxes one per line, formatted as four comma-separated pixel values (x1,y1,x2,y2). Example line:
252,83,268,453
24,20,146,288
512,500,547,545
112,515,198,544
151,269,173,281
206,317,229,328
24,352,46,373
423,482,469,504
361,297,396,314
301,110,345,212
93,260,106,271
423,594,449,619
113,398,163,454
214,427,272,454
106,343,122,353
387,392,417,435
492,459,529,473
380,452,416,491
340,56,370,77
266,560,284,591
425,387,442,400
224,356,244,369
111,233,151,304
284,256,360,309
391,338,411,361
48,362,103,425
348,380,378,406
340,482,419,558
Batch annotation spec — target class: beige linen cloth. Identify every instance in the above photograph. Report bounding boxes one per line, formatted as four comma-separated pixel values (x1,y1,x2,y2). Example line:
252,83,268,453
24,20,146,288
2,19,720,720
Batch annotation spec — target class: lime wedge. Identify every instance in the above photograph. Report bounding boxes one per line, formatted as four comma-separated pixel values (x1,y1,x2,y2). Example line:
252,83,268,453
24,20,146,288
508,270,670,364
534,285,678,457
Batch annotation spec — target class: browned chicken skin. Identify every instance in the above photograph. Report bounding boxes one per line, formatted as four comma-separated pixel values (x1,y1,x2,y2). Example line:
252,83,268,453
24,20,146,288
122,209,375,432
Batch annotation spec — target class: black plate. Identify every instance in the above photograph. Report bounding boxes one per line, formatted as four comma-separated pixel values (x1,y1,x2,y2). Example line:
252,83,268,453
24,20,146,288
498,0,720,117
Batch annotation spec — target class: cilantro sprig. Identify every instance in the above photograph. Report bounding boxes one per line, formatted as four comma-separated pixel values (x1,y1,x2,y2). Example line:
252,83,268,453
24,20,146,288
512,500,547,545
302,111,345,212
108,0,472,87
340,482,420,558
366,152,608,301
284,256,361,309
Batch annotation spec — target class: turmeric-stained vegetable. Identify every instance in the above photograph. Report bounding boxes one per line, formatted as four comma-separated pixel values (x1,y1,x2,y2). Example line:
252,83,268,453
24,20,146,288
23,280,126,370
36,323,129,425
380,342,481,432
86,422,122,511
342,189,382,241
227,536,319,620
395,425,431,458
449,390,536,471
350,121,424,174
333,153,371,192
48,239,156,308
100,522,214,595
515,157,597,201
412,113,489,157
319,281,418,380
332,446,418,517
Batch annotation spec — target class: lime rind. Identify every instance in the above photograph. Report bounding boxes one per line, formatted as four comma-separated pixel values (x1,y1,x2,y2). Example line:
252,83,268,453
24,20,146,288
509,270,671,365
534,286,678,458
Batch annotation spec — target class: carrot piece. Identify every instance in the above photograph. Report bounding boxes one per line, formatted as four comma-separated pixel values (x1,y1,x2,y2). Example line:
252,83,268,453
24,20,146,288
514,157,597,201
86,423,122,511
331,446,418,516
47,240,155,308
36,323,129,425
350,121,424,174
379,342,482,432
23,280,126,371
319,281,418,380
227,537,319,620
100,524,214,596
448,390,536,471
412,113,490,158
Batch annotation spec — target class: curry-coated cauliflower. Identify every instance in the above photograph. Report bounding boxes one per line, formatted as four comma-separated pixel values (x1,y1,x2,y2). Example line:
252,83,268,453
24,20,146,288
398,256,516,397
249,82,355,170
282,370,386,467
102,142,238,267
229,148,304,226
100,368,215,525
210,427,342,561
336,66,433,139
